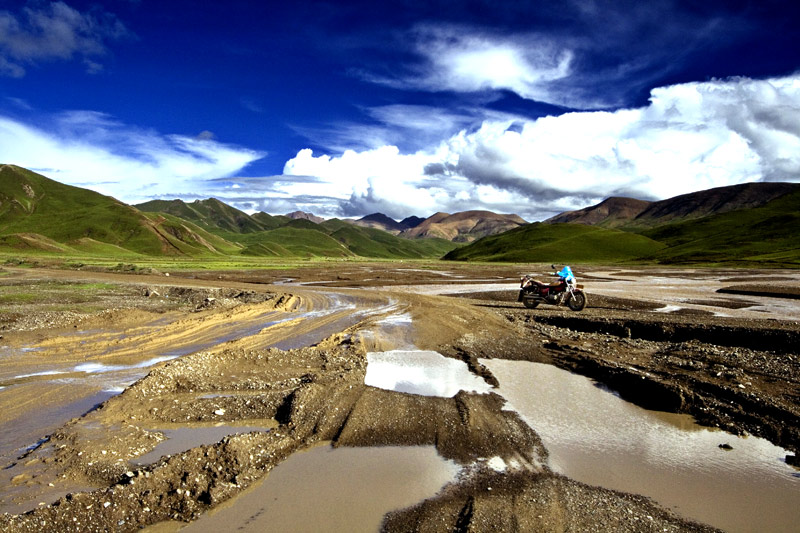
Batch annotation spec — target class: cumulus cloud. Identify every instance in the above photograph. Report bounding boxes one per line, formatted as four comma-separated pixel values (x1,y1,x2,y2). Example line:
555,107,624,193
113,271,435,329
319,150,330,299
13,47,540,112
292,104,517,153
0,1,130,76
279,75,800,220
0,111,264,203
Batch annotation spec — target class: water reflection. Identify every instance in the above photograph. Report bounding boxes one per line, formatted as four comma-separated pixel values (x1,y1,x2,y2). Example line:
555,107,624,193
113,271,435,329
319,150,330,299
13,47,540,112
365,350,493,397
482,359,800,533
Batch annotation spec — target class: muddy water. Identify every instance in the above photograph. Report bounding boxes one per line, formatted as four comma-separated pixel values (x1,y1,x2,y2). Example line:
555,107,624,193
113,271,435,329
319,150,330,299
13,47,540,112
482,359,800,533
180,443,460,533
0,292,372,463
133,422,278,465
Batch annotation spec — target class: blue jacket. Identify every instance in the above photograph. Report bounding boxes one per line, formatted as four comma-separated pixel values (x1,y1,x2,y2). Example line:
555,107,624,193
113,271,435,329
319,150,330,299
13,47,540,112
556,266,575,283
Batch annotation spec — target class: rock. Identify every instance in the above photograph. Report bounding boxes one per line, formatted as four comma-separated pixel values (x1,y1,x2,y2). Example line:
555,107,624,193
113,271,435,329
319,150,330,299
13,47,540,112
718,443,733,450
786,454,799,467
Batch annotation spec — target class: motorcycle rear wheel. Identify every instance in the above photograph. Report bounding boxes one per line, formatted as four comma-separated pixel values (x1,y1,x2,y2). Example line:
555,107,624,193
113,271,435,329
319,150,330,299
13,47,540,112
523,298,540,309
567,292,587,311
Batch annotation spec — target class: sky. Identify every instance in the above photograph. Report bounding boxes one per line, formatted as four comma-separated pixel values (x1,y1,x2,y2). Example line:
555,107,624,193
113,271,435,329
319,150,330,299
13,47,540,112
1,0,799,221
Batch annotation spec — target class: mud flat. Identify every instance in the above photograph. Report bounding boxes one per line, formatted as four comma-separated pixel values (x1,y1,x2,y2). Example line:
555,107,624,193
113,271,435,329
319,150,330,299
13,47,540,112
0,265,797,532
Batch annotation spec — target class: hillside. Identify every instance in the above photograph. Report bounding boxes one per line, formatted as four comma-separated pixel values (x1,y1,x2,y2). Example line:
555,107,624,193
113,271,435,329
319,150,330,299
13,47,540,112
448,182,800,266
638,189,800,265
443,223,665,263
546,197,651,228
137,197,459,259
136,198,273,233
401,211,527,242
548,182,800,230
0,165,235,257
0,166,459,260
285,211,323,223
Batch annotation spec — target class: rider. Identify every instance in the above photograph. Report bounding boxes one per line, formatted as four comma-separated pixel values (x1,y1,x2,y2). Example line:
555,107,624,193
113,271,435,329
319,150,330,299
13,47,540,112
554,265,576,284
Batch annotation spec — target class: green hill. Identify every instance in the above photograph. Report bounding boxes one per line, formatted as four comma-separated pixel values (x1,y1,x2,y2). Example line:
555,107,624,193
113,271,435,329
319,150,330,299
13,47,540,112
638,190,800,265
447,186,800,266
136,198,269,233
0,165,461,260
444,223,665,262
330,224,457,258
0,165,235,257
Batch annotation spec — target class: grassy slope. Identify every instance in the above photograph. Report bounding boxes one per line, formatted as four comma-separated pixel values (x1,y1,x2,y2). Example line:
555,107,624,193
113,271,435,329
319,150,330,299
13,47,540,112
444,223,665,263
638,190,800,265
205,217,459,259
136,199,268,234
0,166,238,257
329,223,459,258
446,190,800,265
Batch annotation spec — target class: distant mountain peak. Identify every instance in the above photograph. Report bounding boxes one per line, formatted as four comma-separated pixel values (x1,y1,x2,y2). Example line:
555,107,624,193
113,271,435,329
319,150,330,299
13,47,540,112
401,210,527,242
352,212,424,234
285,210,323,223
546,197,652,227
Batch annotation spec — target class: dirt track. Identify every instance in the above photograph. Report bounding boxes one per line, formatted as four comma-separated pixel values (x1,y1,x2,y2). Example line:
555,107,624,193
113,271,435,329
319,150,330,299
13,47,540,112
0,264,798,532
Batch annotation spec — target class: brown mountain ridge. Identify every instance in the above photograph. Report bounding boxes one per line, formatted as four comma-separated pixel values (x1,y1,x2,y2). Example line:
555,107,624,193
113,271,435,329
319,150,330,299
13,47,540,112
546,182,800,229
400,210,527,243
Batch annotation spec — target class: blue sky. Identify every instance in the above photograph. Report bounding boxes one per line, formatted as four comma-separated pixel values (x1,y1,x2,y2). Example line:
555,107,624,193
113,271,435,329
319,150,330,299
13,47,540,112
1,0,799,220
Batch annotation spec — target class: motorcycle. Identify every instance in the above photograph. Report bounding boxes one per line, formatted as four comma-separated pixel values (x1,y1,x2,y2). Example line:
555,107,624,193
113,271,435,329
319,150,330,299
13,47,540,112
518,264,587,311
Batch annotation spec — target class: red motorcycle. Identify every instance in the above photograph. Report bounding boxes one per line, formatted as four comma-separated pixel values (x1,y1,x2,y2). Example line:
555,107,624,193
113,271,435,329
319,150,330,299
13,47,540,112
518,265,587,311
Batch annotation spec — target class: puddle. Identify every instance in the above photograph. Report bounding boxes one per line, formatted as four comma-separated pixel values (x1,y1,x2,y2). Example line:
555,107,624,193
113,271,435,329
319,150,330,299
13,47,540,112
365,350,493,397
12,369,69,379
482,359,800,533
20,347,44,353
375,313,412,326
179,443,460,533
133,422,277,465
0,389,115,463
74,355,179,374
654,305,682,313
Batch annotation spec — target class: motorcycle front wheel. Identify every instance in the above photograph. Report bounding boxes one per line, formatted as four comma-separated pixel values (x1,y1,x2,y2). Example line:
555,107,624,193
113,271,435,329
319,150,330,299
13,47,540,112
523,298,540,309
567,292,587,311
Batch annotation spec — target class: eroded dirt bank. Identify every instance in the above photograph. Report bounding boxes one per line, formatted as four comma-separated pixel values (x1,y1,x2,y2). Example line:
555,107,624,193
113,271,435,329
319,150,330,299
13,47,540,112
449,291,800,457
0,264,797,532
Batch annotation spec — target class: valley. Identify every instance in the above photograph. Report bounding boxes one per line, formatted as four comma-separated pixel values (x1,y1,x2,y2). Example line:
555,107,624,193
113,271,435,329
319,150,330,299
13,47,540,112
0,263,797,532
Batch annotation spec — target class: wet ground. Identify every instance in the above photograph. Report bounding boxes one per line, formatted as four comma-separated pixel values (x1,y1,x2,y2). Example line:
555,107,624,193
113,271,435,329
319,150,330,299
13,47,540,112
0,263,797,532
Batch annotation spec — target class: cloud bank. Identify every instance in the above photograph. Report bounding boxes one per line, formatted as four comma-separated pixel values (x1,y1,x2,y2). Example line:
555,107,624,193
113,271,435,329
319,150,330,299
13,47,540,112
0,110,264,203
279,75,800,220
2,75,798,222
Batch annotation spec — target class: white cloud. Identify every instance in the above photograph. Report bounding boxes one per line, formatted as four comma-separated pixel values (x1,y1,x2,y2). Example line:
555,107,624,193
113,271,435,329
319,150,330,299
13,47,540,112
278,75,800,220
0,111,264,203
365,24,575,106
0,1,130,76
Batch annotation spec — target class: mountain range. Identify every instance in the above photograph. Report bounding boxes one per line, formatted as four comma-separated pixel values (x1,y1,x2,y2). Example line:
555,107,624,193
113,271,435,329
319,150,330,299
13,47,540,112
446,181,800,265
2,164,798,265
0,165,514,260
545,182,800,229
